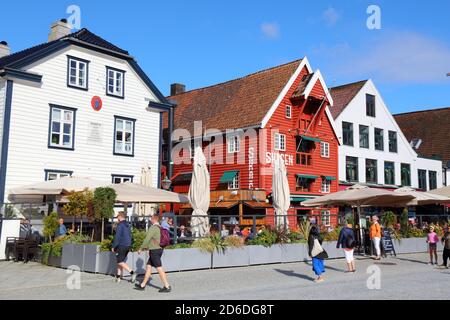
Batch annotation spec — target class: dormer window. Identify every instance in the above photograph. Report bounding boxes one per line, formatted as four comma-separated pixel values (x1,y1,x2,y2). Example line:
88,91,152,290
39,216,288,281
67,56,89,90
106,67,125,98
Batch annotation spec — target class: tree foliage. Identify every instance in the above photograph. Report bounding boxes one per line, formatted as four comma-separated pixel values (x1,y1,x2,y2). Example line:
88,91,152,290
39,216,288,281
62,189,93,235
43,212,59,242
92,187,117,241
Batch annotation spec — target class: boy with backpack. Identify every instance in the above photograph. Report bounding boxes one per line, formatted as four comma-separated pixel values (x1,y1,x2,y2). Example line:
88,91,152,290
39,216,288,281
134,213,171,292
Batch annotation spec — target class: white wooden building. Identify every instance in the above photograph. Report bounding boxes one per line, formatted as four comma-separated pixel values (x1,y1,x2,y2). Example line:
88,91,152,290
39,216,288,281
0,20,173,203
329,79,443,191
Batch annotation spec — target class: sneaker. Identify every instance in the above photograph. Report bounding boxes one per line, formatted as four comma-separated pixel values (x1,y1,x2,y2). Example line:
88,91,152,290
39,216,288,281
134,283,145,291
130,272,137,284
314,278,324,283
114,277,121,283
159,286,171,293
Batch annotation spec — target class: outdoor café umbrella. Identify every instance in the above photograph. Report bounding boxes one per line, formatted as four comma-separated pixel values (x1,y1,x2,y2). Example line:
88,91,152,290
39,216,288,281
188,145,210,238
110,182,189,203
8,176,108,196
272,156,291,228
429,185,450,198
393,187,450,206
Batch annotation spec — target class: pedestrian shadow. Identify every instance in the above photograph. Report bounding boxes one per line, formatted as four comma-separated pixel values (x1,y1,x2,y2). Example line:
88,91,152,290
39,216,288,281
394,257,429,265
303,261,346,273
274,268,315,281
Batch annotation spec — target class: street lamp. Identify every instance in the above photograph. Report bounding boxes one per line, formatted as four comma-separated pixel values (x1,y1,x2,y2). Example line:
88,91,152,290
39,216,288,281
161,176,172,190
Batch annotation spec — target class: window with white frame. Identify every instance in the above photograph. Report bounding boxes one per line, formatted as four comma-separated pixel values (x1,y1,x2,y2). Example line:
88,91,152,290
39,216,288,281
274,133,286,151
320,142,330,158
68,56,88,89
49,105,75,149
107,67,125,97
227,135,240,153
45,171,72,181
321,211,331,227
286,105,292,119
228,172,240,190
321,179,331,193
112,175,133,184
114,117,135,156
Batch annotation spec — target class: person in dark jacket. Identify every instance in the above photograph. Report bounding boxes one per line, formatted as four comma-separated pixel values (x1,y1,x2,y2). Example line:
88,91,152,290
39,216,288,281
337,221,356,273
308,225,328,283
112,212,136,283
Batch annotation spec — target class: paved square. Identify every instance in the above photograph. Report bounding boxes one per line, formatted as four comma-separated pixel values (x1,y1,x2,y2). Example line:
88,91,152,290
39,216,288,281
0,253,448,300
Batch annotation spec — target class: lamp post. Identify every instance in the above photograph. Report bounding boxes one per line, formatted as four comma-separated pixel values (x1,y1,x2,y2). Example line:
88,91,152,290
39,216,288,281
161,176,172,191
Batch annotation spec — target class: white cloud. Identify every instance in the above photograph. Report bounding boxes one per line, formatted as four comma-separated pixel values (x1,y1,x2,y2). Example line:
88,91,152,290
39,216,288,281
260,22,280,40
312,31,450,84
322,7,340,26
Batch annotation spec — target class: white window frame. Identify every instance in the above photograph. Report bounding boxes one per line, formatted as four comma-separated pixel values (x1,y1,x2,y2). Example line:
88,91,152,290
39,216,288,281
274,133,286,151
321,210,331,227
227,135,240,153
321,179,331,193
107,67,125,97
228,173,240,190
46,171,72,181
68,57,88,89
320,142,330,158
49,106,75,149
112,175,133,184
286,105,292,119
114,117,134,156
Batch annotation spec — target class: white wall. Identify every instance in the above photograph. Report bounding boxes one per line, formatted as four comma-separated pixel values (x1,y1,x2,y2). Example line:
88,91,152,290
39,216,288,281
335,80,442,190
0,79,6,166
4,45,163,200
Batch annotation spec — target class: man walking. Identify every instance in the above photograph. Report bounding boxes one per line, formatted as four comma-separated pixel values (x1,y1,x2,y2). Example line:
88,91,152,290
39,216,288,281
135,213,171,293
112,212,136,283
440,226,450,269
370,216,382,260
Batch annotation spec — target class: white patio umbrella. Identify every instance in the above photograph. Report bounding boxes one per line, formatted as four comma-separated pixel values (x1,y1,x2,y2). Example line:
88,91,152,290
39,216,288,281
429,185,450,198
110,182,189,203
188,146,210,238
272,156,291,228
138,163,156,216
394,187,450,206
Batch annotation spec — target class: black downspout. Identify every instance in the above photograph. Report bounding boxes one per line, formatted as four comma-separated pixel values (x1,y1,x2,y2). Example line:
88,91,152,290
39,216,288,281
168,105,175,179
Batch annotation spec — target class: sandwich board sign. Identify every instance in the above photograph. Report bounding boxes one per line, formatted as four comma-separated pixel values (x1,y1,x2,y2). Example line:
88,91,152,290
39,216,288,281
381,228,396,257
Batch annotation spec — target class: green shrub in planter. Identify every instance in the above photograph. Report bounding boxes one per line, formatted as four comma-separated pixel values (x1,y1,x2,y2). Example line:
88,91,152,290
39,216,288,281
248,228,277,247
131,228,147,251
192,233,226,253
223,235,244,248
166,243,192,249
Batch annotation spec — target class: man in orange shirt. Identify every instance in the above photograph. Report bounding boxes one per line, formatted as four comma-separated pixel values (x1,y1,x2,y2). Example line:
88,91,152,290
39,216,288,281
370,216,382,260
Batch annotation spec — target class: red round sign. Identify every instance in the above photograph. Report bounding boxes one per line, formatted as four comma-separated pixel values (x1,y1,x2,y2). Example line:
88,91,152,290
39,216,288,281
91,96,103,111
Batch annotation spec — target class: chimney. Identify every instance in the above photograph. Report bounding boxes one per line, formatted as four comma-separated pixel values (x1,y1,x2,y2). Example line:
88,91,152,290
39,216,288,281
170,83,186,96
48,19,72,42
0,41,11,58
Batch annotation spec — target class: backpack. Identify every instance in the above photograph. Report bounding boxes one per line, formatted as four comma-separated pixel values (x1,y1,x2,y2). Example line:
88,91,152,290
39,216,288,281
345,228,356,248
158,226,171,248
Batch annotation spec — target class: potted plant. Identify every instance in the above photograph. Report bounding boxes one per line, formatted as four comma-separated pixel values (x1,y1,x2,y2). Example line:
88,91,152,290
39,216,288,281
62,189,93,235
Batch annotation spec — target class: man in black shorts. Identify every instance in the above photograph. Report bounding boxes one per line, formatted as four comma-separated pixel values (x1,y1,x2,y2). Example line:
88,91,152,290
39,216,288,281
112,212,136,283
135,213,171,292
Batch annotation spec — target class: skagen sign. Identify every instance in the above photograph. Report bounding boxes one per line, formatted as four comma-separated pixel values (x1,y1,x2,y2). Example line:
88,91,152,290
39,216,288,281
265,152,294,166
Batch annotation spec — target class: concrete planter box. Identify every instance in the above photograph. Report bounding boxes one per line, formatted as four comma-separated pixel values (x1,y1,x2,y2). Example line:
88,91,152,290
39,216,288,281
212,247,250,268
162,248,211,272
62,243,85,270
83,244,99,273
393,237,443,254
95,251,116,275
280,243,309,263
322,241,344,259
248,245,282,265
47,256,62,268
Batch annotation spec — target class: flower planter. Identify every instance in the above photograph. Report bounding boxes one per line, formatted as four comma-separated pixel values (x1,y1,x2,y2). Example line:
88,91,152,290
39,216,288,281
393,237,443,254
322,241,344,259
61,243,85,270
47,256,62,268
83,244,100,273
212,247,250,268
162,248,211,272
248,244,282,265
95,251,117,275
279,243,309,263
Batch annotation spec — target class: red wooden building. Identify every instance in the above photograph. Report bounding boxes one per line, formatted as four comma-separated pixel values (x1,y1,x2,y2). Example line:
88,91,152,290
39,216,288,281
162,58,340,228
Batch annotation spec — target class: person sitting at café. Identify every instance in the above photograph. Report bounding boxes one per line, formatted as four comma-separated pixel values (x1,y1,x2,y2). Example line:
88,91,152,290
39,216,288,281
177,225,191,243
232,226,243,237
55,218,67,239
220,224,229,238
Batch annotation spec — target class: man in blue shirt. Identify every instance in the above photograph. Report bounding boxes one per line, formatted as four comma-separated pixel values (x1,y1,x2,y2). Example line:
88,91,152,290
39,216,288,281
112,212,136,283
55,218,67,239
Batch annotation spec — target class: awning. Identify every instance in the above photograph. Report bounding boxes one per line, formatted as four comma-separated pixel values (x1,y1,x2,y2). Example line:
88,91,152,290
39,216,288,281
211,201,239,209
322,176,336,181
296,174,318,180
172,172,192,184
299,135,321,143
244,201,272,209
219,170,239,183
290,195,316,202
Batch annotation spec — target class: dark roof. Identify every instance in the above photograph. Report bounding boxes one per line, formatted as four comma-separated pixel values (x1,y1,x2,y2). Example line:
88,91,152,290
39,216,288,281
165,59,303,131
329,80,368,119
394,107,450,165
0,28,129,69
292,73,314,99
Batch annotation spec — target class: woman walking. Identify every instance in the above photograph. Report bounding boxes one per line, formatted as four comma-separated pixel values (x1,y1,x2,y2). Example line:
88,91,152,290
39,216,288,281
337,221,356,273
370,216,382,260
308,225,328,283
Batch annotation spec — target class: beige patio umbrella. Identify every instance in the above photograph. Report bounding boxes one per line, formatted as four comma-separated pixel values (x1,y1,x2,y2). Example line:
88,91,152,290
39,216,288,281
138,163,156,216
394,187,450,206
272,156,291,228
429,185,450,198
8,176,108,196
110,182,189,203
188,145,210,238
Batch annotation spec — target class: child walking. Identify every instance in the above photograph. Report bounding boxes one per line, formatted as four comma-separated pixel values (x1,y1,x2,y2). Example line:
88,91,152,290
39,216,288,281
427,226,439,265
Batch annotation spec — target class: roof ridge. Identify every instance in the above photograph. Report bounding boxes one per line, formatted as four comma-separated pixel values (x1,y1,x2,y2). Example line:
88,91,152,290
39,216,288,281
168,58,303,97
330,79,369,90
394,106,450,116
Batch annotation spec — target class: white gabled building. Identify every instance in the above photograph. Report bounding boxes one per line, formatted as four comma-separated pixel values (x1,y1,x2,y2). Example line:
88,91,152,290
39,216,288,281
329,79,442,191
0,20,174,203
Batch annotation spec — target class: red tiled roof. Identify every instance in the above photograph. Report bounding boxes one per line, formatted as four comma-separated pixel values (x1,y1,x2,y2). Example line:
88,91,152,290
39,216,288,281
394,107,450,166
291,73,314,99
328,80,368,119
165,59,303,132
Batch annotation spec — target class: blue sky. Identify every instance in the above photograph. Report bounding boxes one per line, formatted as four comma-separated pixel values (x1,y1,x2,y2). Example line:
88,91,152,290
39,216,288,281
1,0,449,114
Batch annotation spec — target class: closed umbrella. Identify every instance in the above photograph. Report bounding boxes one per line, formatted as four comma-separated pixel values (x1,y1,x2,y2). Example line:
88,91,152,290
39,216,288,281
188,146,210,238
394,187,450,206
138,164,156,216
272,156,291,228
